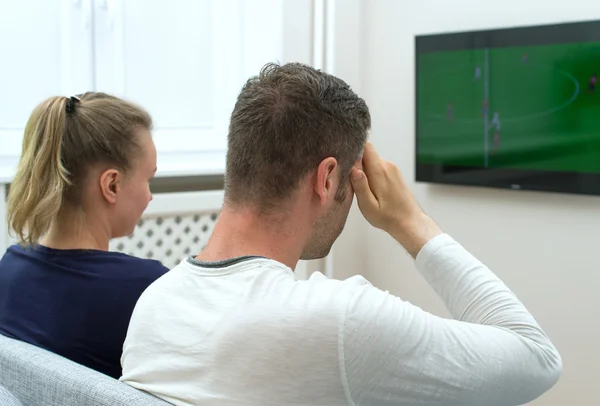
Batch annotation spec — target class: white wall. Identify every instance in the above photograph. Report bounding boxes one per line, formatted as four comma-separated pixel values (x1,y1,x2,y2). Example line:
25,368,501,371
357,1,600,405
326,0,370,280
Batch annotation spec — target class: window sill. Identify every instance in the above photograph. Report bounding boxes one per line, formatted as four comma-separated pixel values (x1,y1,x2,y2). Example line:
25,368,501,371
0,150,226,184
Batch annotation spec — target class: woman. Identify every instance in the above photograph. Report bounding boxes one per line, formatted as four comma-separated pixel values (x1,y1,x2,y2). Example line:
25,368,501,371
0,93,168,379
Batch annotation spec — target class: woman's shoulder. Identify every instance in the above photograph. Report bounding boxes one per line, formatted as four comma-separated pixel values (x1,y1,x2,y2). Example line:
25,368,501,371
74,251,169,286
103,252,169,279
4,244,169,280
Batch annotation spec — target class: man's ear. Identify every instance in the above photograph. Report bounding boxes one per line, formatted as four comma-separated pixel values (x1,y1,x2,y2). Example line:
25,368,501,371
99,169,121,204
314,157,338,205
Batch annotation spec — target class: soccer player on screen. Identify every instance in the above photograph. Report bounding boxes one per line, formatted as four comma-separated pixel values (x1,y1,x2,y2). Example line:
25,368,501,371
474,66,481,80
447,103,455,121
589,73,597,93
522,53,528,64
481,100,488,117
493,131,501,154
491,111,501,154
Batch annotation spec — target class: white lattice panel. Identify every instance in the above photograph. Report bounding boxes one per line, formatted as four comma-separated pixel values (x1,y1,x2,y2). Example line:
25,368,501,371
110,211,219,268
109,190,223,268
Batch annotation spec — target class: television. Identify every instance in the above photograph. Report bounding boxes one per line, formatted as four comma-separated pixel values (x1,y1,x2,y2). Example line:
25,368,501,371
415,20,600,196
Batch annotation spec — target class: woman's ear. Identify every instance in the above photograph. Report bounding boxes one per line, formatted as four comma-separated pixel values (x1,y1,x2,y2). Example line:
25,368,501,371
313,157,338,205
99,169,121,204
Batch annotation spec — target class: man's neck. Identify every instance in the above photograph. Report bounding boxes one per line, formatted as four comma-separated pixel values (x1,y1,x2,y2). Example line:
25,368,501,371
196,205,307,270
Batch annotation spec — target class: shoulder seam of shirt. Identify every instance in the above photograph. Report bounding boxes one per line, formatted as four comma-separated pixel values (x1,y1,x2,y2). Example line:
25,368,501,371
338,288,357,406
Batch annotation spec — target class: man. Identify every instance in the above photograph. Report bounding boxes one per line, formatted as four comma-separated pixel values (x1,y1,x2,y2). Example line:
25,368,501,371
121,63,561,405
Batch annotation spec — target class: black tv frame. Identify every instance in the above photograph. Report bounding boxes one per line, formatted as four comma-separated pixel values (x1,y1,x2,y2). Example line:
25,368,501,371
415,19,600,196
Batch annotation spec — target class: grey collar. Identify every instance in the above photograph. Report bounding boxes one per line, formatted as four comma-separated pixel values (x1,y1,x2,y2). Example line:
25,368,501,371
186,255,266,268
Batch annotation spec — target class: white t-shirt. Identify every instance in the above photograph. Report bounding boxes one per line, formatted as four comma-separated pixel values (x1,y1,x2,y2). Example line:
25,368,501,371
120,234,561,406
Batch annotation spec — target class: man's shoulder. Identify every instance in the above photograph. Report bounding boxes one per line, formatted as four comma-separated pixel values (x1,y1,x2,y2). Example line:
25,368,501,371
285,273,375,314
305,272,373,292
132,261,377,318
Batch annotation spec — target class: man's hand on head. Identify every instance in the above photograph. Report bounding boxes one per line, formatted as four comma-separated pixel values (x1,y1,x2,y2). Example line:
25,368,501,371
350,142,442,258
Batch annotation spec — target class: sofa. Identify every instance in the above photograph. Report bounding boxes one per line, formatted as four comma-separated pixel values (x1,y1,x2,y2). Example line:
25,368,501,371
0,334,170,405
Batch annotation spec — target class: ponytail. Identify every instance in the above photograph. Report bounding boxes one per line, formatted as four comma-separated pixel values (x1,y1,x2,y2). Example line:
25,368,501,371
8,97,71,245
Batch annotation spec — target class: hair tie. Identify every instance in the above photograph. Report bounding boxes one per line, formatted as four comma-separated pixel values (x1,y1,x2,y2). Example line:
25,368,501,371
65,95,81,114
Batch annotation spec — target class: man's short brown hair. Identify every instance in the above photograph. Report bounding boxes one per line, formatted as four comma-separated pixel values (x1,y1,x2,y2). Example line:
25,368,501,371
225,62,371,209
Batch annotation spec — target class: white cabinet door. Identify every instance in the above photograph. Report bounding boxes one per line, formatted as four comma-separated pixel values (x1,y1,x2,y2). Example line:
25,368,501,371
0,0,94,181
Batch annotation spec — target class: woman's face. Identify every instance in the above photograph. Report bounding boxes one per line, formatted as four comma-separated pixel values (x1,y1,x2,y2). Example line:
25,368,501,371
110,129,157,239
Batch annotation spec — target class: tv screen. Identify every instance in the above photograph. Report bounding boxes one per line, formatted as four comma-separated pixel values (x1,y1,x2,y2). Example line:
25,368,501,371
415,20,600,195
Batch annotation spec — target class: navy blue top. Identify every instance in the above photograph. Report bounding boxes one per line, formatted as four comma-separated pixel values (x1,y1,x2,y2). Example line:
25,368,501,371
0,244,168,378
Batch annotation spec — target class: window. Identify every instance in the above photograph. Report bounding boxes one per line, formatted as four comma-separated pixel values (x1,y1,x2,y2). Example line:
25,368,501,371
0,0,313,179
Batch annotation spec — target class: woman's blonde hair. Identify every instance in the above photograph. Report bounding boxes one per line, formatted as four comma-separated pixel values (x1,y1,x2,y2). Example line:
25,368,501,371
8,92,152,246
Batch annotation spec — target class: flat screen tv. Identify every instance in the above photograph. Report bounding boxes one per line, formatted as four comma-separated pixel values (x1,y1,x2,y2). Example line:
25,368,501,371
415,20,600,196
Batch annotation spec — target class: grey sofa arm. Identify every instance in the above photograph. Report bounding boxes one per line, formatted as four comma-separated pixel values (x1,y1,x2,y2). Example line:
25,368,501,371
0,334,170,406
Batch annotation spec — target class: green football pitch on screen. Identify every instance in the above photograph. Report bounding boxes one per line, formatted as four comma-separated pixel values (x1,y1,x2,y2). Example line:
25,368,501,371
417,41,600,174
